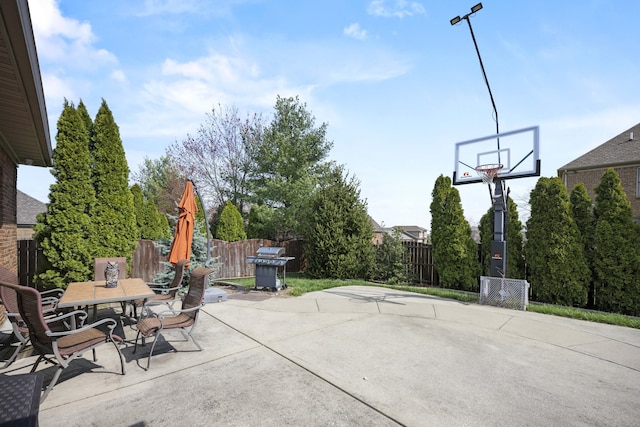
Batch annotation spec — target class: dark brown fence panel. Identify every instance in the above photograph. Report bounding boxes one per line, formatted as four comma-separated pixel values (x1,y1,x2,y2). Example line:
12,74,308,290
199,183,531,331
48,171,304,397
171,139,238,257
402,242,439,287
131,239,165,282
282,239,303,273
210,239,303,278
17,239,39,287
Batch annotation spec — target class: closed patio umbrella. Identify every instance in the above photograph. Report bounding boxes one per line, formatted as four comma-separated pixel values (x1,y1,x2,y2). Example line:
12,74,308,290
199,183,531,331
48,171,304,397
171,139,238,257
168,180,198,266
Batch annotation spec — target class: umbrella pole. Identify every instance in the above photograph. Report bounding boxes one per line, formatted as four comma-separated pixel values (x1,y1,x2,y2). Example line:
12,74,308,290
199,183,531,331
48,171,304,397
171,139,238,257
190,179,212,266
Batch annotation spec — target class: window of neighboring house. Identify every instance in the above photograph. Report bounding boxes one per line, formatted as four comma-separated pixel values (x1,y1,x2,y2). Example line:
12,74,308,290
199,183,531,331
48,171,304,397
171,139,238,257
637,167,640,198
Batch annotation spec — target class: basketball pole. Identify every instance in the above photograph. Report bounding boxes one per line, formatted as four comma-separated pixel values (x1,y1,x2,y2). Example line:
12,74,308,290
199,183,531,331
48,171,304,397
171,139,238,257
490,178,508,278
452,3,508,278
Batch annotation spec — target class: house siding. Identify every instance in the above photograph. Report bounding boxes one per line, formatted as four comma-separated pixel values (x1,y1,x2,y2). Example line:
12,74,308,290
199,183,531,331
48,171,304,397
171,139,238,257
562,164,640,219
0,146,18,276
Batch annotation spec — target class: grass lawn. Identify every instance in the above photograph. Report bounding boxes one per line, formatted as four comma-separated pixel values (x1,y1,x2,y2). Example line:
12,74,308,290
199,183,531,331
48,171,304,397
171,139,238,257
218,273,640,330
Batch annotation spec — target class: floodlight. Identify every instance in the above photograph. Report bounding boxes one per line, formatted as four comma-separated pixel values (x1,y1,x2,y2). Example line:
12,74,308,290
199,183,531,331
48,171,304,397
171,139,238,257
471,3,483,14
450,16,461,25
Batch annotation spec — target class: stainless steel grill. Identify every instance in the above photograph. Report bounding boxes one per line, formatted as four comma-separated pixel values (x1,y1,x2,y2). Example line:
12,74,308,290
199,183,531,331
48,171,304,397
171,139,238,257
246,247,294,291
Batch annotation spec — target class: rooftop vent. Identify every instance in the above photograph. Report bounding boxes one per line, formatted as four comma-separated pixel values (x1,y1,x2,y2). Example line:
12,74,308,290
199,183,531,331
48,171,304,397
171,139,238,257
630,132,634,141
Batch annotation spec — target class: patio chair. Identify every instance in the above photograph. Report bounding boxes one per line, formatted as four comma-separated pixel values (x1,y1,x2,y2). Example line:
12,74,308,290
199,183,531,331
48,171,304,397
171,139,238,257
13,283,125,401
130,259,188,319
0,281,62,369
134,266,213,370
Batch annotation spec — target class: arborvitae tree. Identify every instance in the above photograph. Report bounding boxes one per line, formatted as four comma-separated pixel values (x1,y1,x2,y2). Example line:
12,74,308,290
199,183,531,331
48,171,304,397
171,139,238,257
131,184,144,240
77,99,93,140
303,166,374,279
373,228,408,284
478,197,525,278
216,201,247,242
525,177,589,306
34,100,95,288
429,175,480,290
89,99,138,265
144,198,170,240
593,169,640,315
569,183,596,307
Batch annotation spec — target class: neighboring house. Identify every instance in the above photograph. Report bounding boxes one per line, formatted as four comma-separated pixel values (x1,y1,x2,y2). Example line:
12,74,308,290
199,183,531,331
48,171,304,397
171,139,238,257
370,216,385,245
17,190,47,239
388,225,429,243
0,0,52,281
558,123,640,222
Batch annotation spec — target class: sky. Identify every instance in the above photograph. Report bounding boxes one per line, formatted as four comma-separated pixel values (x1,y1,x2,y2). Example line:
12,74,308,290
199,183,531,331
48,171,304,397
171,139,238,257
18,0,640,230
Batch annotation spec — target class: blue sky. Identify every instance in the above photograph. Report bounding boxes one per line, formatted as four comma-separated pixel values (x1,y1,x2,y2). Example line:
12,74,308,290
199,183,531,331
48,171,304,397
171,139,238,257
19,0,640,230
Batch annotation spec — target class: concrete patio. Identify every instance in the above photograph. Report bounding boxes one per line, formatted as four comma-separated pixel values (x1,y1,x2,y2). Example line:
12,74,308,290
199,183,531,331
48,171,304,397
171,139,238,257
2,285,640,426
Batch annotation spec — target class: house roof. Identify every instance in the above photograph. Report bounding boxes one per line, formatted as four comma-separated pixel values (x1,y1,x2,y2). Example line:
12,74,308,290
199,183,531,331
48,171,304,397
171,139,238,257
0,0,52,167
394,225,427,233
369,216,385,233
558,122,640,171
17,189,46,226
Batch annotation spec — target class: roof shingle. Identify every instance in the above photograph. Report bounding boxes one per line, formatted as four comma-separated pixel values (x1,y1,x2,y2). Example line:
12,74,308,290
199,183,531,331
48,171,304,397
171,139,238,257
558,123,640,171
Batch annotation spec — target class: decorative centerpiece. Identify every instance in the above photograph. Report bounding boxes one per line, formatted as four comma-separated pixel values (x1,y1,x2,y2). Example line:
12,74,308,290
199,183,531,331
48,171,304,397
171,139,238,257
105,261,119,288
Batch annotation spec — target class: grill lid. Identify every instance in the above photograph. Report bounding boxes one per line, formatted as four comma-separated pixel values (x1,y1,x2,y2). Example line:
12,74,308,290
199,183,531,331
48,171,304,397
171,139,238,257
256,247,285,258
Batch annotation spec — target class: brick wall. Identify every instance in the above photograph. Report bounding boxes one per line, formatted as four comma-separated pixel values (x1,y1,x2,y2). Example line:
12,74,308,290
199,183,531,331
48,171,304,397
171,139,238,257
563,165,640,219
0,147,18,276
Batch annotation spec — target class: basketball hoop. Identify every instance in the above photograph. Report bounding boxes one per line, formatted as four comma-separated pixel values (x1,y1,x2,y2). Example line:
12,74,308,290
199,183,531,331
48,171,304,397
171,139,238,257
475,163,503,184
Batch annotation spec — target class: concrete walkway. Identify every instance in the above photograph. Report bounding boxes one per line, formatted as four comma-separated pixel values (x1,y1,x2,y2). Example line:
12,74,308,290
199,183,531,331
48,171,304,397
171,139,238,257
3,286,640,426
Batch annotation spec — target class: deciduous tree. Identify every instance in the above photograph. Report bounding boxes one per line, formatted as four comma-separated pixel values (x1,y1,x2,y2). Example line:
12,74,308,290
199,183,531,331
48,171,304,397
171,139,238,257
167,103,264,214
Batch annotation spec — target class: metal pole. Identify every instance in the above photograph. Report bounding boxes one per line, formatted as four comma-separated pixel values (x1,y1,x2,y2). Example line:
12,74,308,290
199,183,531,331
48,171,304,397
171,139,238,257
464,15,499,141
189,179,212,267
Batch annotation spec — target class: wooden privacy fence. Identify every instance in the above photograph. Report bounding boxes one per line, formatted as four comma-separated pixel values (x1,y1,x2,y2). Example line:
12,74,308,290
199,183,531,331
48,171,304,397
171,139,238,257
19,238,447,286
211,238,303,278
402,241,439,287
18,238,304,286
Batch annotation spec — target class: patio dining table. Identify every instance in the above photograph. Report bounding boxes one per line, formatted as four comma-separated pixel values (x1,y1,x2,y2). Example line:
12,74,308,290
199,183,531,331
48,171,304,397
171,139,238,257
58,278,155,320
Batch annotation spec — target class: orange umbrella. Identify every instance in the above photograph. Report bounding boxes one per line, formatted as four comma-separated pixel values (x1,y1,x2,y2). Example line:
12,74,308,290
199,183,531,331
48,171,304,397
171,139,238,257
168,181,198,266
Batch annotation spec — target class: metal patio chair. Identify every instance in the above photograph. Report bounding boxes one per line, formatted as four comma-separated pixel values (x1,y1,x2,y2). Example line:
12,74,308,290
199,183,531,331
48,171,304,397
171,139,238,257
13,283,125,401
0,281,62,369
131,259,188,319
134,266,212,370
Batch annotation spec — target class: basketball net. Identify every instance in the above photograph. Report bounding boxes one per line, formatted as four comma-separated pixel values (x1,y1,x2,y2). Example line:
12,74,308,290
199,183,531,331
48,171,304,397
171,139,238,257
475,163,503,185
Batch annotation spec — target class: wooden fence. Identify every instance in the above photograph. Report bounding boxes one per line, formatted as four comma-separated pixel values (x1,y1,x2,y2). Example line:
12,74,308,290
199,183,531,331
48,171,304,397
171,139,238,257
18,238,448,287
402,241,439,287
17,238,304,286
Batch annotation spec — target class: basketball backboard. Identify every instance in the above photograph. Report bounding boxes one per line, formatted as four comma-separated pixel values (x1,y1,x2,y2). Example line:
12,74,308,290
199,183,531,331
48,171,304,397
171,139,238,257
452,125,540,185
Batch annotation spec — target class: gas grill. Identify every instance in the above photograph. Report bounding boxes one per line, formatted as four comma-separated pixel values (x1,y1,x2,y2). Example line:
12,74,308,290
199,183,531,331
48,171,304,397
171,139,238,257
246,247,294,291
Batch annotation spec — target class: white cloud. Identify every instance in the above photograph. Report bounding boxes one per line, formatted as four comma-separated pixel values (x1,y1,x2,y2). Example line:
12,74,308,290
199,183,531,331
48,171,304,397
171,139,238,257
28,0,117,69
344,23,367,40
367,0,425,18
138,0,202,16
110,69,128,83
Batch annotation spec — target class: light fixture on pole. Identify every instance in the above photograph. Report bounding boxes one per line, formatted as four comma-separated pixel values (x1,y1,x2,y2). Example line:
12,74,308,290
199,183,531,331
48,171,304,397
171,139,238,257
450,3,497,138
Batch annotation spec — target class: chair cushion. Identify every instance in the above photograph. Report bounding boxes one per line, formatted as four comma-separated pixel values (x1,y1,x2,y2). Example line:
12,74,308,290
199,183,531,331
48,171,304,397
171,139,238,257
56,328,110,356
137,314,194,337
